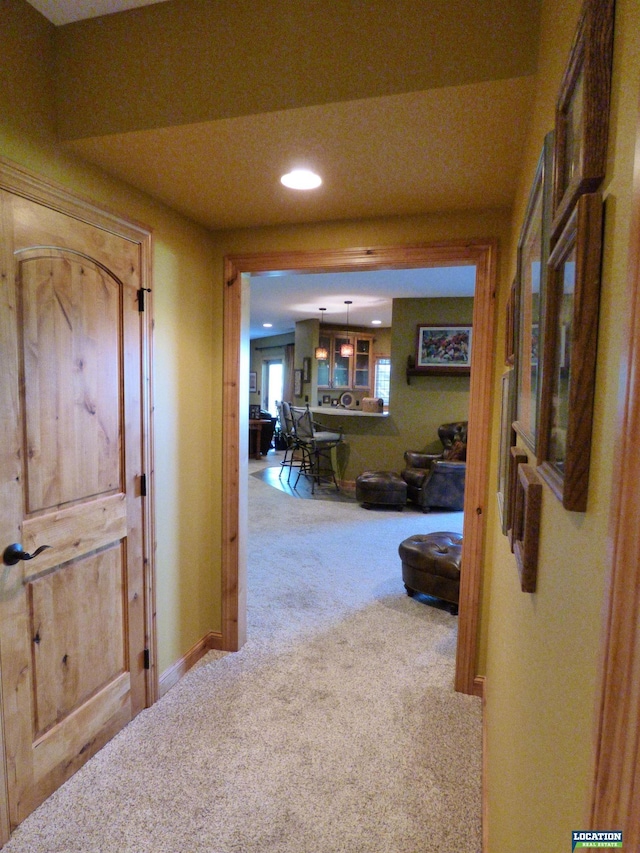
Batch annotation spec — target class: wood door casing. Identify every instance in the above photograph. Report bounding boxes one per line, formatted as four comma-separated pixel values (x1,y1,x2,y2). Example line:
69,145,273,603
222,241,497,700
0,182,154,834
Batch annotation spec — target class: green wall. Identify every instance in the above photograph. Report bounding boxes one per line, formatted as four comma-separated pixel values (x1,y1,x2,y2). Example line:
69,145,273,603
252,295,473,482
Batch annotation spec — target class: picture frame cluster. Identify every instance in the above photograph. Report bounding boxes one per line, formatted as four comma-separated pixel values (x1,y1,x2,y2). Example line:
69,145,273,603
499,0,614,591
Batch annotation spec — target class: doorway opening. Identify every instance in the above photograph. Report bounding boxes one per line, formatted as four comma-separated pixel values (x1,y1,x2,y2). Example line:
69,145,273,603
263,360,284,417
222,241,497,695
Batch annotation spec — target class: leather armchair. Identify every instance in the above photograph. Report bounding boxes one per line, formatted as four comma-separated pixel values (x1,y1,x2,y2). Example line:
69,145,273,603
402,421,467,512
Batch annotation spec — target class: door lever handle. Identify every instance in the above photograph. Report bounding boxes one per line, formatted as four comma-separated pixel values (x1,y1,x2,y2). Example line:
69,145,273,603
3,543,51,566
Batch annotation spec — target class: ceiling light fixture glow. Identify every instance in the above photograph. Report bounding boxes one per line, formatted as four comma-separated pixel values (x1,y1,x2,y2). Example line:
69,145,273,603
340,301,354,358
262,323,273,328
280,169,322,190
315,308,328,360
371,320,382,325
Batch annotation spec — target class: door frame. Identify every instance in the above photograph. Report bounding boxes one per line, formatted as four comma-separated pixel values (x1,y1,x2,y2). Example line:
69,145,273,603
0,156,156,845
222,240,497,696
587,95,640,843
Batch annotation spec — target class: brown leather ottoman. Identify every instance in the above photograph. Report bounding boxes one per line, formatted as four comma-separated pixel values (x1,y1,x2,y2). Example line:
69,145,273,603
355,471,407,509
398,532,462,614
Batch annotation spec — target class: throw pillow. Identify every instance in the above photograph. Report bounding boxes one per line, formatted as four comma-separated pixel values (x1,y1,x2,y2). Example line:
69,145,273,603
444,440,466,461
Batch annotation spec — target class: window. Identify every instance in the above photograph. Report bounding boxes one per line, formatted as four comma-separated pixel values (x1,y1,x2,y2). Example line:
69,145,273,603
374,358,391,405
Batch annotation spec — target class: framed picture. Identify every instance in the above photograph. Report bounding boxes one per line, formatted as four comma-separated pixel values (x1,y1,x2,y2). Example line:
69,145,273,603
551,0,614,237
513,464,543,593
249,371,257,393
537,192,604,511
414,324,472,374
302,357,311,383
322,394,331,405
249,404,261,420
497,369,517,533
293,369,303,397
505,279,517,367
507,446,528,550
514,131,554,453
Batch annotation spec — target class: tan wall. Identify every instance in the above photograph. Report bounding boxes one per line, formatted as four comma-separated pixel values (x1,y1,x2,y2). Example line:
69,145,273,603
52,0,539,139
483,0,640,850
0,0,222,676
6,1,638,846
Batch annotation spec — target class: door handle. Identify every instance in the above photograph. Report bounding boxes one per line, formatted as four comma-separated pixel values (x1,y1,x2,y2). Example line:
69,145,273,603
2,544,51,566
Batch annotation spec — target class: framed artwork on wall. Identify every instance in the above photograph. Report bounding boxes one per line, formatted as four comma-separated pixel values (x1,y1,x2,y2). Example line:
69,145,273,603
537,191,604,512
513,131,554,453
505,279,517,367
497,369,517,533
249,371,257,393
513,464,543,593
293,369,303,397
414,324,472,374
507,446,528,549
551,0,615,237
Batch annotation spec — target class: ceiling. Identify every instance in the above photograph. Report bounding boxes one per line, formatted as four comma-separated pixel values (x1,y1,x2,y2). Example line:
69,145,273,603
26,0,167,25
248,266,476,340
25,0,537,338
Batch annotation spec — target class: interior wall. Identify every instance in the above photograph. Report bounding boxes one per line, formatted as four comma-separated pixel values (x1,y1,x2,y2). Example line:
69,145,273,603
52,0,540,140
216,208,509,482
0,0,222,677
483,0,640,849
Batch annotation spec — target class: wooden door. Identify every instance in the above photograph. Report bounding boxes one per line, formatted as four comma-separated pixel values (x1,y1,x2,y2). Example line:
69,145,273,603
0,190,149,830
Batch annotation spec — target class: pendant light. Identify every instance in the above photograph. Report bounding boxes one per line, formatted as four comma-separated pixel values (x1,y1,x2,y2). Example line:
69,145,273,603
340,300,354,357
314,308,328,360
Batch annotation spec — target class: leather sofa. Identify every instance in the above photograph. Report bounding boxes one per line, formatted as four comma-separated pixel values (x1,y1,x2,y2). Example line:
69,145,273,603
401,421,467,512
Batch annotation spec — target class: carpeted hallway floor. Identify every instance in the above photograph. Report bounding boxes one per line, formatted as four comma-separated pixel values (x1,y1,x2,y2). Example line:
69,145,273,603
3,453,480,853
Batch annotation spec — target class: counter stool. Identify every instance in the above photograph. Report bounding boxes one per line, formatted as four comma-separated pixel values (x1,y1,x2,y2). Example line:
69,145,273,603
355,471,407,509
398,532,462,614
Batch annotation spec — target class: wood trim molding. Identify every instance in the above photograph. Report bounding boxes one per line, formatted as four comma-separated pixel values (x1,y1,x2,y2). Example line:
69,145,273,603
158,632,224,699
587,98,640,845
222,240,497,696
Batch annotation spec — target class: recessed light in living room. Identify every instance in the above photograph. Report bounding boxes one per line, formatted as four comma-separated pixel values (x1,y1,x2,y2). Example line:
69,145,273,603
280,169,322,190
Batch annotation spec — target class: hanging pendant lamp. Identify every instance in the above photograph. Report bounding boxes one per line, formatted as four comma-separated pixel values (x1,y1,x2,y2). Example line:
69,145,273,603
314,308,328,360
340,300,354,357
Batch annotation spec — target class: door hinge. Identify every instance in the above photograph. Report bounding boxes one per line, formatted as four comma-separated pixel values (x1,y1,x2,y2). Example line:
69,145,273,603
140,473,147,497
137,288,151,312
143,648,150,670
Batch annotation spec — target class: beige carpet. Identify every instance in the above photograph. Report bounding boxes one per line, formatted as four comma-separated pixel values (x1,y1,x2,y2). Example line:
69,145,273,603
4,455,480,853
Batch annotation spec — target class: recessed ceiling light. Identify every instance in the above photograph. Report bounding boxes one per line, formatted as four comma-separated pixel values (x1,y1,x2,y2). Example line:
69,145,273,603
280,169,322,190
263,323,273,328
371,320,382,325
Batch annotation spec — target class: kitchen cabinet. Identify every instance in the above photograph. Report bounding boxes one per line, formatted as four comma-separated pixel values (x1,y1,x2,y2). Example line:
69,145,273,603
317,331,373,390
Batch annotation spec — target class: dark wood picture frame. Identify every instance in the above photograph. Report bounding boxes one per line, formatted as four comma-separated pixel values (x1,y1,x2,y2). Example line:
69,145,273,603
497,369,517,534
513,131,555,453
302,356,311,383
551,0,615,238
413,324,472,375
537,192,604,511
505,279,517,367
507,446,528,549
513,464,543,593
